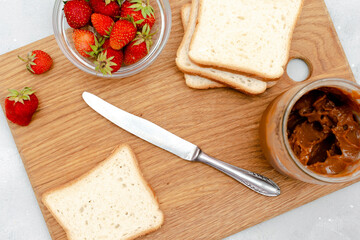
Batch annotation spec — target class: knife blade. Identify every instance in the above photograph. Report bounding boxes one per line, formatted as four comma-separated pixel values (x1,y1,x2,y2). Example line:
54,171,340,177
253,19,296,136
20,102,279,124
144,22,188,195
82,92,280,197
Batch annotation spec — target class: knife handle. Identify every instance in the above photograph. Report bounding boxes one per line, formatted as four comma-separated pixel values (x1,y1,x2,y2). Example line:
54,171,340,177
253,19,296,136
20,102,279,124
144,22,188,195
195,151,280,197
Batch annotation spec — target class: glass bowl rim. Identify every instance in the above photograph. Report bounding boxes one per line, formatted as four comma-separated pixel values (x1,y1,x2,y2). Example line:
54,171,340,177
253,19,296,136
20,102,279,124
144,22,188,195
52,0,172,78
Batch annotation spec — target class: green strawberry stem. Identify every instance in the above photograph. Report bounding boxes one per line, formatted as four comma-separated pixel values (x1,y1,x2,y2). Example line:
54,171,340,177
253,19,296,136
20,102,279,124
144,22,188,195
94,51,117,75
133,24,155,53
128,0,155,18
7,87,35,104
105,0,124,5
18,53,37,74
117,0,125,5
104,25,114,38
117,15,140,28
86,36,106,58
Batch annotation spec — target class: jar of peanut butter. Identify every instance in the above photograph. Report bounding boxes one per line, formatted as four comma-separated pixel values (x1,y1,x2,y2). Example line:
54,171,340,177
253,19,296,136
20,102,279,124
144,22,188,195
260,78,360,184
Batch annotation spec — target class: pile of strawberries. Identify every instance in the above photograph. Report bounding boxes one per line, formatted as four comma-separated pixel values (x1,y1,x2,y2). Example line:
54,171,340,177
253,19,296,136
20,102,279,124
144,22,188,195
64,0,156,75
4,0,157,126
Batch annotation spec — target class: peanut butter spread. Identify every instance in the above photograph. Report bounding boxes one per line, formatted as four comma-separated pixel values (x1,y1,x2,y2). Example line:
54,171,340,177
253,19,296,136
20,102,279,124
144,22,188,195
287,87,360,175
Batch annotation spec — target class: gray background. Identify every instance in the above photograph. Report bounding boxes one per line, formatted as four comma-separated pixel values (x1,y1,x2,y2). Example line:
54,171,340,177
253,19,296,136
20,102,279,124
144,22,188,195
0,0,359,239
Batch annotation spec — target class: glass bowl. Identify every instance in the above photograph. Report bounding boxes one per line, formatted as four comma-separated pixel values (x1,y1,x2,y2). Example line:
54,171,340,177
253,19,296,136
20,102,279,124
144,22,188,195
52,0,171,78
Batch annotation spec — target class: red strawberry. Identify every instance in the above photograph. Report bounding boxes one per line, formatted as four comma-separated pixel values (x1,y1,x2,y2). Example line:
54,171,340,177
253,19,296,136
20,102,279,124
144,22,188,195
95,48,123,74
86,36,109,58
5,87,39,126
102,38,111,50
109,18,137,50
91,13,114,37
18,50,53,74
120,0,155,30
124,24,154,65
64,0,92,29
89,0,121,18
72,29,96,57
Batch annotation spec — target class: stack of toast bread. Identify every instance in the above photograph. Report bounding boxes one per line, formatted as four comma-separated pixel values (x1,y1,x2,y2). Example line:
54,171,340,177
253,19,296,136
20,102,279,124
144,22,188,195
176,0,304,95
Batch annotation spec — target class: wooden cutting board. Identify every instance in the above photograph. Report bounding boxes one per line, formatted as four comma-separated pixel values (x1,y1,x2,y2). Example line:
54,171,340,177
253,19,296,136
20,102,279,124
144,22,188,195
0,0,356,239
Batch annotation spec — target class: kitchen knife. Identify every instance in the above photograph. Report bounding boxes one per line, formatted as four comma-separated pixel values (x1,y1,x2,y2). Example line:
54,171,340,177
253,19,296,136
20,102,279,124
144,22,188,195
82,92,280,197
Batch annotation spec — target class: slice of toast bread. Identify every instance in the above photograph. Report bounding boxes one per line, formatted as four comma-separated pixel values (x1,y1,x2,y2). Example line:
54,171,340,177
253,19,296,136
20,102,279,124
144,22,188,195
184,74,226,89
42,144,164,240
181,3,225,89
176,0,268,95
188,0,304,80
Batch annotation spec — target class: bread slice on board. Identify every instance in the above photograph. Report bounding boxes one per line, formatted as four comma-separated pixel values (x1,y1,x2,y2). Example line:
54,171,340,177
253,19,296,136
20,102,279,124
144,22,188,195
181,3,225,89
42,144,164,240
184,74,226,89
180,3,191,30
188,0,304,80
176,0,268,94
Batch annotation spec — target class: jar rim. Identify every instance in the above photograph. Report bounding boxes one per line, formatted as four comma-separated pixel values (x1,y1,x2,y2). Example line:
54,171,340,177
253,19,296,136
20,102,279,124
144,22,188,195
281,78,360,183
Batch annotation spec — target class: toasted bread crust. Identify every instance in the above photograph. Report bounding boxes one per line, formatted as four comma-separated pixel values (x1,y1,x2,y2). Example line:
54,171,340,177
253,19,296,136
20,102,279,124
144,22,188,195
184,74,226,89
181,3,191,29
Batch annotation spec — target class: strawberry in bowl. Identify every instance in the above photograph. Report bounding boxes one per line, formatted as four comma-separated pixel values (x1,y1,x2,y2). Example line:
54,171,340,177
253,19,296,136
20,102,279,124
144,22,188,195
120,0,156,30
124,24,155,65
64,0,92,29
90,0,121,19
53,0,171,78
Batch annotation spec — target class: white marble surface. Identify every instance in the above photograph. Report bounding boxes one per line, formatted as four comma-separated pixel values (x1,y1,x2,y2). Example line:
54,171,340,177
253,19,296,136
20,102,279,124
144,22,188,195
0,0,359,239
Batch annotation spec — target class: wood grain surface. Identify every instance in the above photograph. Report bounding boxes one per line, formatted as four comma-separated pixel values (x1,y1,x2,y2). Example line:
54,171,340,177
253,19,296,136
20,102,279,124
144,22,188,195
0,0,356,239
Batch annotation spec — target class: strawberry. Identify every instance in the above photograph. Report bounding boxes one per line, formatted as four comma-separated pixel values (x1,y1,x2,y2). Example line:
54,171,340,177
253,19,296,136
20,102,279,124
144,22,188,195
95,48,123,74
81,36,111,59
124,24,154,65
87,36,108,58
109,18,137,50
89,0,121,18
102,38,111,50
18,50,53,74
91,13,114,37
120,0,155,30
5,87,39,126
64,0,92,29
72,29,96,57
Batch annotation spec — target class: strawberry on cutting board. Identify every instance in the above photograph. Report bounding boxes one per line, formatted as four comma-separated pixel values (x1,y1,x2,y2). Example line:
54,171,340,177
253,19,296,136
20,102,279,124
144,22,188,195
90,0,121,18
5,87,39,126
95,48,124,74
18,50,53,74
64,0,92,29
124,24,154,65
91,13,115,37
72,29,96,58
120,0,155,30
109,18,137,50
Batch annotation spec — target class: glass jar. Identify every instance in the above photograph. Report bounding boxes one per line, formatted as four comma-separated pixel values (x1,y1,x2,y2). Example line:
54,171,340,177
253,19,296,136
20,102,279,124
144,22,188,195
259,78,360,184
